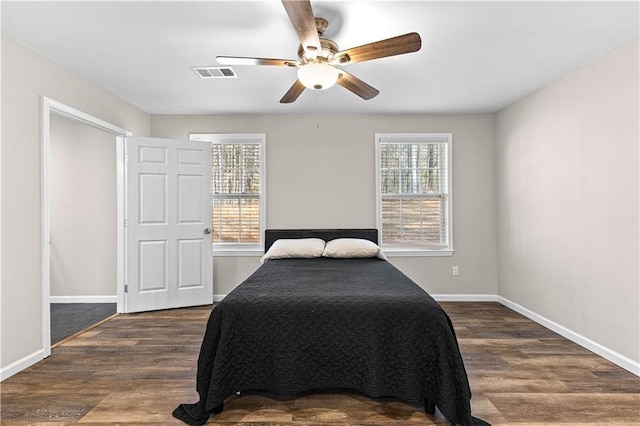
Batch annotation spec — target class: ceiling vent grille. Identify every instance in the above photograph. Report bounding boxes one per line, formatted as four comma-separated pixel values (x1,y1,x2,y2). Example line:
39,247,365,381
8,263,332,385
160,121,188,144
192,66,237,79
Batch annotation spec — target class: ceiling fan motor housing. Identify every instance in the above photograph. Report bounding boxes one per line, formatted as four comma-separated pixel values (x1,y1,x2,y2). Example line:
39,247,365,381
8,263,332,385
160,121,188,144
298,37,338,64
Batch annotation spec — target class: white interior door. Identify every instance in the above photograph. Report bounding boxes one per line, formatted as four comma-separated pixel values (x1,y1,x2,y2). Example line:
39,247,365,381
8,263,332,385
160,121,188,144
126,137,213,312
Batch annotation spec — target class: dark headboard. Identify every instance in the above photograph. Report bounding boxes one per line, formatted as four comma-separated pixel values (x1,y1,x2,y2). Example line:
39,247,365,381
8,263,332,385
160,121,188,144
264,229,379,252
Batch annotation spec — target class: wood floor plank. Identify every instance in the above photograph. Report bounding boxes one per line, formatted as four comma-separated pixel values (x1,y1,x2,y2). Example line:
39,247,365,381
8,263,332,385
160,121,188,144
487,393,640,423
469,376,571,393
79,389,198,423
1,302,639,425
468,395,507,425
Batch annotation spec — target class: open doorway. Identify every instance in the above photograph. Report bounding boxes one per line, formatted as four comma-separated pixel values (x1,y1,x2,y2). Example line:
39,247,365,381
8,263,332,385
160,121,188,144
41,97,131,356
48,114,118,345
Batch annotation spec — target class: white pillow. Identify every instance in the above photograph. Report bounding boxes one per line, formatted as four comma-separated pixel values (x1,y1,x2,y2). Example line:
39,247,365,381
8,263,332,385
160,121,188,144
260,238,326,264
322,238,387,260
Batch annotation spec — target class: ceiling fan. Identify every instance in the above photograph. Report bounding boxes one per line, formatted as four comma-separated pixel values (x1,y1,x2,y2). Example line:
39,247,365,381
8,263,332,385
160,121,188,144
216,0,422,103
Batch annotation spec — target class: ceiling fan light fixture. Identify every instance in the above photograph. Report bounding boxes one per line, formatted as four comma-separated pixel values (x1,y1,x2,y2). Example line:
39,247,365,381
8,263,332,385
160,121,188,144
297,62,339,90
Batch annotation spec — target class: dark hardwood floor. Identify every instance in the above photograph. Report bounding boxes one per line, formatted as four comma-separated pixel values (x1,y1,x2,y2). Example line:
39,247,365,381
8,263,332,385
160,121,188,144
1,302,638,425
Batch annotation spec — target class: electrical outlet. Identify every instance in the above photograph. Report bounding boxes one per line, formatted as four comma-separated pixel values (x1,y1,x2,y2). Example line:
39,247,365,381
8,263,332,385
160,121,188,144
452,266,459,276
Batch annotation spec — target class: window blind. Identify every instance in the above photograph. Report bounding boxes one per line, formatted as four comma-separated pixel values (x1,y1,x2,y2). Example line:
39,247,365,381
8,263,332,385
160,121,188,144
376,134,452,250
211,143,261,243
191,133,265,248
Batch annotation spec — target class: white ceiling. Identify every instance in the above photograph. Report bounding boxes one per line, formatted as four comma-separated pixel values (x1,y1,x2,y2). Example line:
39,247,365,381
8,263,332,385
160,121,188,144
2,1,638,115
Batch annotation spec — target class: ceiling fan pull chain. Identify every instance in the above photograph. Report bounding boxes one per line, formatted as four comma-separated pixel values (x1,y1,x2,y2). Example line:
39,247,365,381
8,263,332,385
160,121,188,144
315,92,320,130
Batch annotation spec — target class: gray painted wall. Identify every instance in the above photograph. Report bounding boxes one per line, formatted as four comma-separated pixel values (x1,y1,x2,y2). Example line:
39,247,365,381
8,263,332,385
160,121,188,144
49,115,117,298
496,37,639,362
1,36,150,370
150,113,498,296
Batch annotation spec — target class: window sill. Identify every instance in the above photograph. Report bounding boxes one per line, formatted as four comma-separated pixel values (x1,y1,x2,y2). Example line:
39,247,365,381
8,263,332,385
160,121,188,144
212,249,264,257
383,248,454,257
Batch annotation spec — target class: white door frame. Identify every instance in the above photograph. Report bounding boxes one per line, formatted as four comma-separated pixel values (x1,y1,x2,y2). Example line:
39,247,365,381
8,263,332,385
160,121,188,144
41,96,132,357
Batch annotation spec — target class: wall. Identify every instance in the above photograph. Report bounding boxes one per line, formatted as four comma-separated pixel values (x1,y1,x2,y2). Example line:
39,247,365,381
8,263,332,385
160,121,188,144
496,37,639,363
1,36,150,374
49,115,117,298
151,113,498,297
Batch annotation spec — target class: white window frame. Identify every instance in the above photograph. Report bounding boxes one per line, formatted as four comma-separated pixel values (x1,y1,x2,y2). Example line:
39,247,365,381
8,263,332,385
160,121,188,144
375,133,453,257
190,133,266,256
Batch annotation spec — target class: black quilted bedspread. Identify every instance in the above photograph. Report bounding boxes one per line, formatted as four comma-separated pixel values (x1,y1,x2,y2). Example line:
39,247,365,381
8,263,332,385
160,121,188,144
174,258,488,426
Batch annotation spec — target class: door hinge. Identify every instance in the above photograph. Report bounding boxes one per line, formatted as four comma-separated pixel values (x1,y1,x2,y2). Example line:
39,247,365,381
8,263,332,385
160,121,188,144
124,284,128,293
124,218,128,227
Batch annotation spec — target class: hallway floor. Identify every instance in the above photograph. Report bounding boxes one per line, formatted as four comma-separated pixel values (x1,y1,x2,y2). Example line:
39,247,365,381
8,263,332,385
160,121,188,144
50,303,116,344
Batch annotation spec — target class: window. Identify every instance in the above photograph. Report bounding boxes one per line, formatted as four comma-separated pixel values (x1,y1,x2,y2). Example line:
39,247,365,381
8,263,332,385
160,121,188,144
190,133,266,253
375,133,452,255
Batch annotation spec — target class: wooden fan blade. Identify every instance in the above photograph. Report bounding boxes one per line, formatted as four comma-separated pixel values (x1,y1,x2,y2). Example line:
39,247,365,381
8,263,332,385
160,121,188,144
280,80,306,103
282,0,321,58
336,70,379,100
333,32,422,65
216,56,300,67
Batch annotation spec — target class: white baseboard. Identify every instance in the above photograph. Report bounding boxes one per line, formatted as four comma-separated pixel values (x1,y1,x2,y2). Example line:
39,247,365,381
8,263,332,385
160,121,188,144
50,295,117,304
497,296,640,377
213,294,226,302
433,294,498,302
0,349,44,382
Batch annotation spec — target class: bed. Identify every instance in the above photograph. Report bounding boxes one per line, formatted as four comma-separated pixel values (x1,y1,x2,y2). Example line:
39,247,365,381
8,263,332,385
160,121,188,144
173,229,488,426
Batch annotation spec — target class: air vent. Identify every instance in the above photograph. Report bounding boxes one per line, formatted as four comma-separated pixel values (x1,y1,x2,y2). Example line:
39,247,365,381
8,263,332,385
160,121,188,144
192,66,237,79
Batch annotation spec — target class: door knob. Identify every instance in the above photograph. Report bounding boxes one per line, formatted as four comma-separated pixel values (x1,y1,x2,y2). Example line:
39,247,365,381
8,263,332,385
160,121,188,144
204,228,212,234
